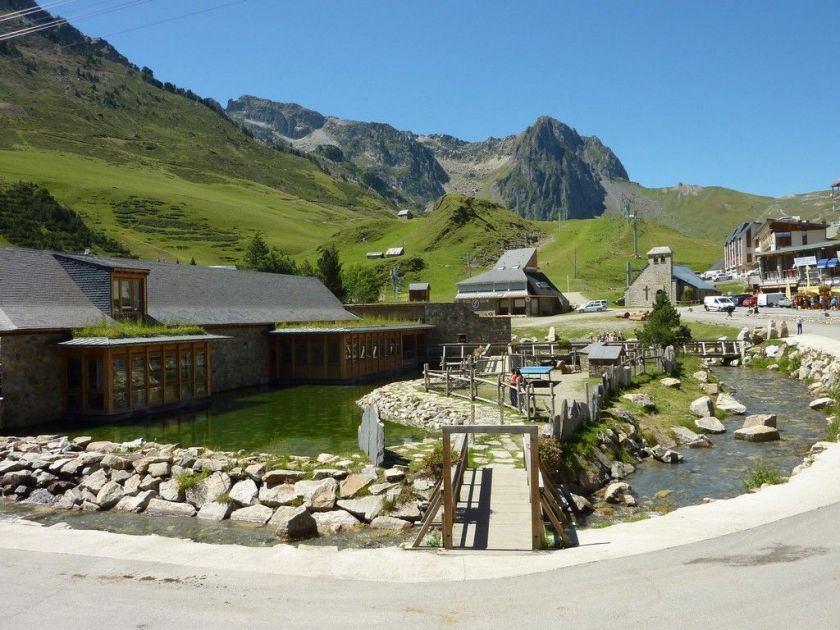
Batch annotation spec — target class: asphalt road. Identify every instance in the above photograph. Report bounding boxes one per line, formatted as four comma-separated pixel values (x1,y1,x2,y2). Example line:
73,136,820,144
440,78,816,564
3,501,839,629
679,305,840,340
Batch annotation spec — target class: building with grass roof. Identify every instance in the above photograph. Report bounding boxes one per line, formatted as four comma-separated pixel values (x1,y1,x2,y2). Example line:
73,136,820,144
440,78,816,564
0,247,435,428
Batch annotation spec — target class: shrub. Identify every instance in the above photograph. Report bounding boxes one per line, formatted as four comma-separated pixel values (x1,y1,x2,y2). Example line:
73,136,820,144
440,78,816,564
538,437,563,478
214,492,233,505
417,442,459,481
743,460,784,491
826,417,840,443
176,470,209,492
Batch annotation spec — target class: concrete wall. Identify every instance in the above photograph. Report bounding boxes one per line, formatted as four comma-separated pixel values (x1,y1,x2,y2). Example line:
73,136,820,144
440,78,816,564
0,333,67,429
205,324,273,393
625,255,674,307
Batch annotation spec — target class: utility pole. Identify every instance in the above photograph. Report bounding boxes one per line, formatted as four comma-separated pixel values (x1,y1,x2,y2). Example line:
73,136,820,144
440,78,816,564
624,196,639,259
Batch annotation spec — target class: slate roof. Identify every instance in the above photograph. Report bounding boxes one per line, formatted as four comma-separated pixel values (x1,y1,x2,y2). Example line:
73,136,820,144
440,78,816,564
57,334,229,348
580,343,624,361
408,283,430,291
647,246,672,256
672,265,716,291
0,247,356,332
0,247,110,332
494,248,537,270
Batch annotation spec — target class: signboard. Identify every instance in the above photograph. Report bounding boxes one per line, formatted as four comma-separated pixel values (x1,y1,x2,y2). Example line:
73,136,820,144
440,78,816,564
794,256,817,267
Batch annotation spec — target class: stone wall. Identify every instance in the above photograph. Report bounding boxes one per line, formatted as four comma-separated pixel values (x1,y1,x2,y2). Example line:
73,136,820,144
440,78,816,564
206,325,273,393
0,332,67,429
625,256,674,308
347,303,511,357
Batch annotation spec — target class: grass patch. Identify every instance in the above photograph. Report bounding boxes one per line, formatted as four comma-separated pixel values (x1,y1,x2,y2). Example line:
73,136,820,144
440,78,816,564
275,316,422,329
743,460,785,491
214,492,234,505
176,470,209,493
826,417,840,442
74,320,205,339
685,321,743,340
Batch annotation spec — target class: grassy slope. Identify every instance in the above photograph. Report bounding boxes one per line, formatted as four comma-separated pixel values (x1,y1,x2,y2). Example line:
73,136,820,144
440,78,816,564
320,195,543,301
0,33,391,263
537,215,720,302
316,196,719,303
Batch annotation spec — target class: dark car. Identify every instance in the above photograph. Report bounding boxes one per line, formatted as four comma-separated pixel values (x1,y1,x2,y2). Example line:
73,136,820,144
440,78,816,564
742,295,757,307
732,294,751,306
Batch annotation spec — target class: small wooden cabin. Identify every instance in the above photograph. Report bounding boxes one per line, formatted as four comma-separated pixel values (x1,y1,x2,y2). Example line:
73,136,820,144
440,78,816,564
408,282,430,302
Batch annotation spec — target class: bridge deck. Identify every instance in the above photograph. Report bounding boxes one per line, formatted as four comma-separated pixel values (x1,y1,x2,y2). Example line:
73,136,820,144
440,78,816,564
452,465,533,551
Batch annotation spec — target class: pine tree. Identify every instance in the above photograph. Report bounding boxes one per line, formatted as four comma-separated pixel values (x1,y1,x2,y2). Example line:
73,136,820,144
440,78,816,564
316,244,345,301
636,291,690,347
189,257,196,265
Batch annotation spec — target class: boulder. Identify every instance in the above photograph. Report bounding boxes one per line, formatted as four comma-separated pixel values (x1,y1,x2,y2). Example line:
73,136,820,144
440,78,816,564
390,501,422,522
262,469,304,486
79,469,108,494
688,436,713,448
570,493,594,513
20,488,56,505
258,484,298,507
690,396,715,417
145,498,196,518
743,414,777,429
114,490,155,513
185,472,231,508
269,505,317,540
622,393,655,408
55,488,82,510
695,417,726,434
659,377,681,388
809,398,834,410
716,393,747,415
0,460,25,475
337,495,385,522
139,475,161,492
230,504,274,525
610,461,635,479
339,474,373,498
244,463,266,481
147,462,171,478
692,371,709,383
158,478,182,502
193,458,227,473
95,481,125,509
604,482,631,504
228,479,258,506
101,454,132,470
672,426,702,445
778,321,789,338
765,344,781,357
370,515,412,531
197,500,234,522
72,436,92,449
316,453,339,464
734,426,781,442
312,510,361,535
294,478,337,512
384,468,406,482
312,468,347,481
86,441,119,453
701,383,720,396
123,474,143,496
372,482,398,496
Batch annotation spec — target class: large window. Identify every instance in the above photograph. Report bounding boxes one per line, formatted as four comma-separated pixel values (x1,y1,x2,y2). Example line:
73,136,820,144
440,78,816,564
111,274,146,319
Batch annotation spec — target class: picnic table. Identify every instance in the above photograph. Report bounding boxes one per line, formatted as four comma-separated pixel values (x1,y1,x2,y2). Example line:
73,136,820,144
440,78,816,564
518,365,555,388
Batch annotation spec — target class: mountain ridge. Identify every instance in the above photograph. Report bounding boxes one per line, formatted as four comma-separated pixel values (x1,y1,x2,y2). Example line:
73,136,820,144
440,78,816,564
226,96,627,221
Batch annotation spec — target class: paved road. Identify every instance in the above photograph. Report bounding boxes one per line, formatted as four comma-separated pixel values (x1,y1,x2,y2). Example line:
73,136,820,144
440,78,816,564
679,305,840,340
2,501,838,629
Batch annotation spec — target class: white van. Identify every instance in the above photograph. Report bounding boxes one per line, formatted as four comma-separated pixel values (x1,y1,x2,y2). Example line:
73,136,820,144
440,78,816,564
703,296,736,312
757,292,785,307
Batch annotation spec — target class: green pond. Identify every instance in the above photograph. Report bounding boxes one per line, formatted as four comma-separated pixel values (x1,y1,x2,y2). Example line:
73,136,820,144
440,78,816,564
31,384,428,456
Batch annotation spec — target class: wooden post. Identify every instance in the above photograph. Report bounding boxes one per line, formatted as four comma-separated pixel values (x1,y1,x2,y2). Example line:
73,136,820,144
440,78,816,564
445,366,450,396
528,429,542,550
442,431,453,549
584,382,590,406
470,369,476,401
424,363,429,391
550,382,556,419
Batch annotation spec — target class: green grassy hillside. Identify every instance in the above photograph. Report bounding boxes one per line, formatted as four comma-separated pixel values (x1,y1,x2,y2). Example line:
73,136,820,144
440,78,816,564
315,195,719,303
0,21,391,263
319,195,544,301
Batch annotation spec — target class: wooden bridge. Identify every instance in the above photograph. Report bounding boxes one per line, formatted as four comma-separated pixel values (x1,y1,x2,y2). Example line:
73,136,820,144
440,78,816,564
411,425,577,551
680,339,748,361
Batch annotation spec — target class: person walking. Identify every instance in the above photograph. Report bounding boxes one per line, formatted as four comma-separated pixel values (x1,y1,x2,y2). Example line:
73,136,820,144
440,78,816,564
509,368,521,408
796,316,803,335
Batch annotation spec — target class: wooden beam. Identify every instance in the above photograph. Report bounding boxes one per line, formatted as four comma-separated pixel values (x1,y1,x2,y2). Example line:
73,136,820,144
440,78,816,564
529,432,542,550
442,432,453,549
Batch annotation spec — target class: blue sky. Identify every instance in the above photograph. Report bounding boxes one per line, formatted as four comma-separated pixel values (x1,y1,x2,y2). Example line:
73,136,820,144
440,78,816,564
63,0,838,197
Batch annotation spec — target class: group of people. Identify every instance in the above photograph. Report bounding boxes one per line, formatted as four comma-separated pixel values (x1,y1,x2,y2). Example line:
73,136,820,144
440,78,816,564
585,331,625,343
794,295,839,310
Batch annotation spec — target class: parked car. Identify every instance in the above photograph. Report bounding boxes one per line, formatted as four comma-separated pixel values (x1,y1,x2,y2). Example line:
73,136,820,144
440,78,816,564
703,296,736,312
757,292,786,307
741,295,757,308
576,299,609,313
731,294,751,306
777,297,793,308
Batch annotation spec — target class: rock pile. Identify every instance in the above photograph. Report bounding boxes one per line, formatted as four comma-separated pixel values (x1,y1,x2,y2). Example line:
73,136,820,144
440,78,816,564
358,379,502,429
0,435,431,541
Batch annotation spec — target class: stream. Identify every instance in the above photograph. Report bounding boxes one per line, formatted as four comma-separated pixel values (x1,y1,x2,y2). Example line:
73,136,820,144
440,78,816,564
619,366,829,513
